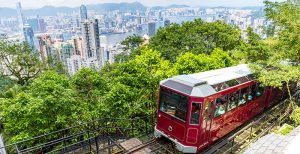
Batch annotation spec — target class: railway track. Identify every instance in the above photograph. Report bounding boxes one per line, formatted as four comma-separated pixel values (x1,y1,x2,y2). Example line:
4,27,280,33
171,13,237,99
122,137,175,154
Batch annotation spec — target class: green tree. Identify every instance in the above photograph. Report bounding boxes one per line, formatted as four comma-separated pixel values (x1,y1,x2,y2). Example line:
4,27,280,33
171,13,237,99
121,34,143,52
0,75,15,97
253,0,300,87
71,68,108,120
232,27,271,63
149,19,242,62
115,35,144,63
1,71,80,143
173,48,236,75
101,47,173,118
0,40,44,85
264,0,300,62
248,0,300,116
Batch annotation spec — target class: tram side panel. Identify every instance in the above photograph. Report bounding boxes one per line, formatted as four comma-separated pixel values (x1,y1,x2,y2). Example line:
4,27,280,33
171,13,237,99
205,83,268,147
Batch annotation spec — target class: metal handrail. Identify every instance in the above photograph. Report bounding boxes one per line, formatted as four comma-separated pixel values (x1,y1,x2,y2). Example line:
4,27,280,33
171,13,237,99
0,115,154,153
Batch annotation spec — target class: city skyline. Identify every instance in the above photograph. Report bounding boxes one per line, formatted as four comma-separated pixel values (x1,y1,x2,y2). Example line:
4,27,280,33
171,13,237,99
0,0,286,9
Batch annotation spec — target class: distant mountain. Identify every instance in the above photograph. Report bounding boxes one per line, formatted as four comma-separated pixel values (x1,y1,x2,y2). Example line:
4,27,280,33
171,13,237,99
87,2,146,13
151,4,189,10
25,6,75,16
0,7,17,17
0,2,147,17
167,4,189,8
241,6,264,10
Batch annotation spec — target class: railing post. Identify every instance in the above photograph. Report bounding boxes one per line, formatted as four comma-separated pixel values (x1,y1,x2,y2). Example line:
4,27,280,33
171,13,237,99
95,136,99,154
87,124,92,153
145,117,148,135
15,144,20,154
131,118,134,137
108,138,111,154
231,137,235,154
249,126,253,142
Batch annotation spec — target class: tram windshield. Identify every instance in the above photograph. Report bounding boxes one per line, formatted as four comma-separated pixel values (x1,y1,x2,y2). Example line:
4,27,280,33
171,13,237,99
159,87,189,122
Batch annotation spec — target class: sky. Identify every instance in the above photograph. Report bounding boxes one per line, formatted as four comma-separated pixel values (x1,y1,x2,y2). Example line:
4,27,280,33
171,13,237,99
0,0,286,9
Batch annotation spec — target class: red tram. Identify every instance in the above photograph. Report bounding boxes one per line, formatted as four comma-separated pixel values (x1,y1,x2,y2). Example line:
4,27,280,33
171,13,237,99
154,64,283,153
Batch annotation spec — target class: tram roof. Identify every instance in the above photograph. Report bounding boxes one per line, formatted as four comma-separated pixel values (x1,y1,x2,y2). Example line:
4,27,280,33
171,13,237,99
188,64,251,85
160,64,253,97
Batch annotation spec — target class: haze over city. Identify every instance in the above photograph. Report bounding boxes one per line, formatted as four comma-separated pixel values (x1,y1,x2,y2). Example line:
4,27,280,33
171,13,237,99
0,0,286,8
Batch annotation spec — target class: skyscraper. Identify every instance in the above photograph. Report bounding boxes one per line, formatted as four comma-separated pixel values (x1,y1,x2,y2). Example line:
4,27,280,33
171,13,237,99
137,15,142,25
148,22,156,37
27,17,46,33
164,19,171,27
80,5,88,21
23,24,35,48
81,19,101,67
16,2,25,32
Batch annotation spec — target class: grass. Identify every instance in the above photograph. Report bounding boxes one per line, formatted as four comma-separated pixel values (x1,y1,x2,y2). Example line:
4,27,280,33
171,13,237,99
274,123,295,135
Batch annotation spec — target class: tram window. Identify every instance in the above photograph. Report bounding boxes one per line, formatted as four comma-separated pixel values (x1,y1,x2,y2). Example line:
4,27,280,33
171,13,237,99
204,101,213,119
228,91,238,111
236,77,250,84
248,83,264,101
190,103,201,125
225,79,239,87
214,95,228,117
159,89,189,121
238,88,248,106
256,83,264,97
212,83,229,91
248,85,256,100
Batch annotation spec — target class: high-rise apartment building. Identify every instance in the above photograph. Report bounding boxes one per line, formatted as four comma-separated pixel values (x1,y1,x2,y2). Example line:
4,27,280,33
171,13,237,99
81,19,101,68
67,55,83,75
80,5,88,21
71,36,84,58
55,42,73,67
37,34,57,66
148,22,156,37
23,24,35,48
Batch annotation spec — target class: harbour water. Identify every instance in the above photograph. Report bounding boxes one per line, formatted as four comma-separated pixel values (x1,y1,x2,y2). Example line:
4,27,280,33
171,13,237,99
64,15,212,46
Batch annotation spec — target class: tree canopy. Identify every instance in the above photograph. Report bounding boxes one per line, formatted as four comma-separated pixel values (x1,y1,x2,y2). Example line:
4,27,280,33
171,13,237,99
0,40,44,85
149,19,242,62
247,0,300,89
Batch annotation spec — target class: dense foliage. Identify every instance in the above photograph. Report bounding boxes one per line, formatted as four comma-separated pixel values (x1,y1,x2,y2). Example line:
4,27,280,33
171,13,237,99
149,19,242,62
0,40,44,85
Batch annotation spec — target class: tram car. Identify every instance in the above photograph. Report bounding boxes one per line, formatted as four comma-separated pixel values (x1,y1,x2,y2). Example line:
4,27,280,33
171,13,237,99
154,64,285,153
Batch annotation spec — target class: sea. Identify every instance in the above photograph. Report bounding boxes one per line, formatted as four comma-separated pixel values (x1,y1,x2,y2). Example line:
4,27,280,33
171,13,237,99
63,15,214,46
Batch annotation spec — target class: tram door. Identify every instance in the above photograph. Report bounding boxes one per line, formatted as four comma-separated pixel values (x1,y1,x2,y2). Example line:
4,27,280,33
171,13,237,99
200,98,214,147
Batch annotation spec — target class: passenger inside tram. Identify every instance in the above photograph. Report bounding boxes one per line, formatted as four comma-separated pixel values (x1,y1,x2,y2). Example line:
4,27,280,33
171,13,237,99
228,96,236,111
248,94,253,101
238,94,247,106
215,101,226,117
